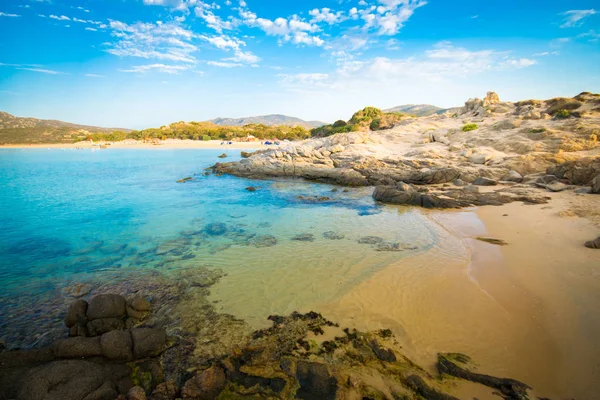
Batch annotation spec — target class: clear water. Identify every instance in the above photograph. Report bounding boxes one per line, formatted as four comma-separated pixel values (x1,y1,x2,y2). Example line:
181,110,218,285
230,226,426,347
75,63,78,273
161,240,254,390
0,149,441,341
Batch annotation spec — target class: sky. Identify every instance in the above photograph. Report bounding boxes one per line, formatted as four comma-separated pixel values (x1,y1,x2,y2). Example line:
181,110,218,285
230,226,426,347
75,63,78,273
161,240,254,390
0,0,599,129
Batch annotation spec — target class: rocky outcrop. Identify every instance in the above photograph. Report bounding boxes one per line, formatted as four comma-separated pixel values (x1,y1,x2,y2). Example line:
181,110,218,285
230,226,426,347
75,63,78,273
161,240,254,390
546,158,600,186
592,175,600,194
373,182,549,209
585,237,600,249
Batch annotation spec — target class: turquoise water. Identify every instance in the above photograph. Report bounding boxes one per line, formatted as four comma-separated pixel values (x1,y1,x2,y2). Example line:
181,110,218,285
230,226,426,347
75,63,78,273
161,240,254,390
0,148,440,346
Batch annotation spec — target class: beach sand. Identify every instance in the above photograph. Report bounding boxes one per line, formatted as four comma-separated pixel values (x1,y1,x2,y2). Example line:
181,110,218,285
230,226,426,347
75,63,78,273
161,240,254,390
319,192,600,399
0,139,269,150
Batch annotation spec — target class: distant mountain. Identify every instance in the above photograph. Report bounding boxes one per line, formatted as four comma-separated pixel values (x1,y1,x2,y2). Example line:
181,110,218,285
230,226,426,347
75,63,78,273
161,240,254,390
384,104,447,117
208,114,326,129
0,111,130,144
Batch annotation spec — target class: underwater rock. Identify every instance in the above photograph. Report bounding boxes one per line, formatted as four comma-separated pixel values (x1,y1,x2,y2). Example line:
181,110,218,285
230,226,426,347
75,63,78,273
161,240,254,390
53,337,102,358
203,222,228,236
323,231,345,240
100,330,133,361
295,361,338,400
87,318,126,336
177,177,193,183
358,236,384,245
404,375,459,400
476,237,508,246
374,242,415,252
296,195,332,203
127,296,152,319
292,233,315,242
218,153,228,159
131,328,167,359
249,234,277,248
62,283,93,298
181,365,226,400
245,186,259,192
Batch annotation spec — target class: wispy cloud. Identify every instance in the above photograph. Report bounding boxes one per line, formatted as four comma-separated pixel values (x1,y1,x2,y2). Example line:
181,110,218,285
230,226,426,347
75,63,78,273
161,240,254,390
107,20,199,63
119,63,192,74
0,12,20,17
560,9,596,28
84,73,105,78
207,61,243,68
578,30,600,42
17,67,65,74
49,15,71,21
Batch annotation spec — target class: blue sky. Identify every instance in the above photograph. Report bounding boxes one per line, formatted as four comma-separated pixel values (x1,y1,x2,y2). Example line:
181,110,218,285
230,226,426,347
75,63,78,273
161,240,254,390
0,0,598,129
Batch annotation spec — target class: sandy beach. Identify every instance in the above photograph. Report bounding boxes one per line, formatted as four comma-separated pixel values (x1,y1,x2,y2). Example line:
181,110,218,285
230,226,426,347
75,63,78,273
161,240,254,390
319,192,600,399
0,139,269,150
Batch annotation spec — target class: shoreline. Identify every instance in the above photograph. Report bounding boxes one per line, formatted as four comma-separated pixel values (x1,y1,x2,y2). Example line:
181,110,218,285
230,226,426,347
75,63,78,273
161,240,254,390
318,193,600,399
0,139,269,150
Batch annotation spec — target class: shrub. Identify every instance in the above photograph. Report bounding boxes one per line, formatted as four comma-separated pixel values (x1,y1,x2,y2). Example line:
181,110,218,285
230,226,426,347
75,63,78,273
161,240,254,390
529,128,546,134
515,100,541,107
332,120,347,128
546,98,582,115
461,123,479,132
349,107,383,124
555,109,570,119
369,119,381,130
202,135,211,141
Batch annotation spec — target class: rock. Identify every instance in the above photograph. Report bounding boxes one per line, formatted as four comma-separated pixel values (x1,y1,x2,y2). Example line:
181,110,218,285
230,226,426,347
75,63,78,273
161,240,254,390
100,330,133,361
127,386,147,400
87,294,127,320
592,175,600,194
84,381,119,400
248,234,277,248
181,365,226,400
358,236,384,244
54,337,103,358
218,153,227,158
584,237,600,249
472,177,497,186
241,151,255,158
453,179,466,186
126,296,152,318
65,300,88,328
87,318,126,337
323,231,345,240
131,328,167,359
69,323,88,337
329,144,344,153
476,237,508,246
536,175,558,185
483,91,500,106
176,177,192,183
62,283,93,298
545,182,569,192
464,185,479,193
368,339,397,362
295,361,338,400
575,187,592,194
501,170,523,183
16,360,128,400
245,186,258,192
547,158,600,185
292,233,315,242
468,154,493,165
150,380,179,400
204,222,228,236
375,242,403,252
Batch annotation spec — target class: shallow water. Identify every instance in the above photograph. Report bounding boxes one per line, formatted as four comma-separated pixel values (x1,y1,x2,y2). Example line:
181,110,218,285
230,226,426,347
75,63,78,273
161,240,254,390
0,148,440,341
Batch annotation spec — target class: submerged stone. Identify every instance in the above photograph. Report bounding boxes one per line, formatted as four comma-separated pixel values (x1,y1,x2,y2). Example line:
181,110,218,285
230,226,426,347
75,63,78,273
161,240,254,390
249,235,277,248
358,236,384,245
203,222,228,236
292,233,315,242
323,231,345,240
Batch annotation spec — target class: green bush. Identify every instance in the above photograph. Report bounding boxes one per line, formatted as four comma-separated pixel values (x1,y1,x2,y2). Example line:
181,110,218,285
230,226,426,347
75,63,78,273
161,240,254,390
350,107,383,124
332,120,347,128
461,123,479,132
202,135,211,141
555,109,570,119
546,98,581,115
369,119,381,131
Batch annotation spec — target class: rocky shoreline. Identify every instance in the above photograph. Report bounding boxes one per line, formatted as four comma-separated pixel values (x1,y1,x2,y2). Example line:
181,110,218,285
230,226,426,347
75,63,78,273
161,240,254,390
1,292,536,400
212,92,600,212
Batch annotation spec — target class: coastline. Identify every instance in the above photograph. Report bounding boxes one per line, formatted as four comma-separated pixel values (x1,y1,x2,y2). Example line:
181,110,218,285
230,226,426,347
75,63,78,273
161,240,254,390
318,193,600,399
0,139,269,150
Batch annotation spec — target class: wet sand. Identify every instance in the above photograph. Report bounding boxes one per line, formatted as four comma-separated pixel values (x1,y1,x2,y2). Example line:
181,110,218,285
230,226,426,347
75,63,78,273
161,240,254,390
318,194,600,399
0,139,268,149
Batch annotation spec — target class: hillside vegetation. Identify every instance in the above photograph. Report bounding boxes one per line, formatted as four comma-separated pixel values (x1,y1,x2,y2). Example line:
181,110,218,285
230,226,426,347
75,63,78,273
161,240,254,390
208,114,326,129
311,107,412,137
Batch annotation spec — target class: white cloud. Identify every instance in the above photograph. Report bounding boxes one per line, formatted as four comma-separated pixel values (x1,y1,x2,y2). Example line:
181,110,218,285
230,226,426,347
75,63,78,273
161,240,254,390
85,27,97,31
119,63,191,74
17,67,65,75
207,61,243,68
84,73,105,77
49,15,71,21
278,73,329,86
77,6,90,13
359,0,427,35
107,20,198,63
560,9,596,28
533,51,560,57
194,3,237,33
0,12,20,17
578,30,600,42
309,8,343,24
